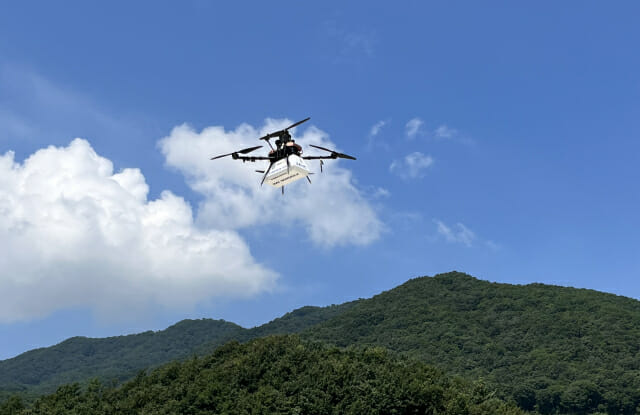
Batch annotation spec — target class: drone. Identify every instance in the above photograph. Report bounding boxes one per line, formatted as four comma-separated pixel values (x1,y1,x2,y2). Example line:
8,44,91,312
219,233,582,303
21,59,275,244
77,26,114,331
210,117,356,194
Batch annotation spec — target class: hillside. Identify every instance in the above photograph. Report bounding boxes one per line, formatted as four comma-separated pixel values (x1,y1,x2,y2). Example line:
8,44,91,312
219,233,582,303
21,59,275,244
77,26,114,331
0,319,243,399
0,335,525,415
0,299,358,398
3,272,640,413
303,272,640,414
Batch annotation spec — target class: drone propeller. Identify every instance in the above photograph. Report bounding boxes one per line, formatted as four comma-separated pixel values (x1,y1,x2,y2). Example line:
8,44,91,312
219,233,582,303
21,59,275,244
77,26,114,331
285,117,311,130
210,145,263,160
308,144,356,160
258,117,311,141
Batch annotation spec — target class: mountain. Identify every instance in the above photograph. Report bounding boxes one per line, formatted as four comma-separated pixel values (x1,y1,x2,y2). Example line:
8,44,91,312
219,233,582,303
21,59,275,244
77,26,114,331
0,319,243,399
3,272,640,414
0,299,358,399
302,272,640,414
0,336,525,415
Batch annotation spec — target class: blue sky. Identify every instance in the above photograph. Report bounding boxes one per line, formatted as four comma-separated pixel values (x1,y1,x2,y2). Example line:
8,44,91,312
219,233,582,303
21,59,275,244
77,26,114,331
0,1,638,359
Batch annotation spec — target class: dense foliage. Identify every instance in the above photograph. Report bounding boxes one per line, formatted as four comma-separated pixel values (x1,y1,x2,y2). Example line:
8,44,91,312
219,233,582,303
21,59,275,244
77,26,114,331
241,301,359,340
3,271,640,413
0,319,244,397
0,336,524,415
0,301,357,397
304,272,640,414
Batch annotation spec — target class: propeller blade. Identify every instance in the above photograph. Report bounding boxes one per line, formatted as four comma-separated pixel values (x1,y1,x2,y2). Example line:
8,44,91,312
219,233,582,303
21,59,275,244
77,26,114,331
258,117,310,141
308,144,357,160
306,176,312,184
210,145,262,160
259,133,276,141
336,152,356,160
320,160,323,173
238,145,263,154
308,144,334,153
210,152,234,160
285,117,310,131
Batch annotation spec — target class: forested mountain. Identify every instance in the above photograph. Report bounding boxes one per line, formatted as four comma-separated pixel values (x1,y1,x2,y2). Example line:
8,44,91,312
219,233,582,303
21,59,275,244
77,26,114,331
303,272,640,414
3,272,640,414
0,319,243,399
0,299,358,399
0,335,524,415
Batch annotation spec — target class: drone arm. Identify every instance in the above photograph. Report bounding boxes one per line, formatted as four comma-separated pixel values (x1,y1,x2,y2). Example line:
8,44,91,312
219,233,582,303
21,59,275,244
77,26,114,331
264,138,274,150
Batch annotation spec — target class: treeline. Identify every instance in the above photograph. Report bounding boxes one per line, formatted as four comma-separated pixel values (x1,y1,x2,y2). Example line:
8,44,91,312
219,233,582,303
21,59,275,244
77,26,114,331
0,336,524,415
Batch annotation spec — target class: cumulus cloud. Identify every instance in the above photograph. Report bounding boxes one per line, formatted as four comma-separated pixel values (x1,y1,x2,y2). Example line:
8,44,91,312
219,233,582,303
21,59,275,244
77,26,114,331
389,152,434,179
159,119,383,248
0,139,277,323
405,118,423,139
434,220,476,247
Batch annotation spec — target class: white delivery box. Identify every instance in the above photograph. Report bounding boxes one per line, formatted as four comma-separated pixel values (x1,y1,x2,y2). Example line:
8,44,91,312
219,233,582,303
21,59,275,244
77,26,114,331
264,155,311,187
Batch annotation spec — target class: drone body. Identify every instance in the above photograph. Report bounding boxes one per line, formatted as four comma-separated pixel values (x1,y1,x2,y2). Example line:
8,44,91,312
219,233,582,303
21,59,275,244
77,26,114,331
210,117,356,193
263,155,310,188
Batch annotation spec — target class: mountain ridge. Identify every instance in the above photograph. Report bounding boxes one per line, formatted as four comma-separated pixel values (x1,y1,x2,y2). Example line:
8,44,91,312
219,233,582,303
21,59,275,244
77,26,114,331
0,297,359,397
3,271,640,413
2,335,526,414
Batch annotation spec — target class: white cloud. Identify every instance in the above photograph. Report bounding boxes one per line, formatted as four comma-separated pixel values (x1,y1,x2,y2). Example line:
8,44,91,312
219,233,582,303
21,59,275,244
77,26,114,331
159,119,383,248
0,139,277,323
369,120,386,137
434,220,476,247
389,152,434,179
405,118,423,139
372,187,391,199
434,124,457,139
367,119,390,151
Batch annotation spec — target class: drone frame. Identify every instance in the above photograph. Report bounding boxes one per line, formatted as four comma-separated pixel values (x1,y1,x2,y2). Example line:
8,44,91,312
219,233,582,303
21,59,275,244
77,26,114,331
210,117,356,191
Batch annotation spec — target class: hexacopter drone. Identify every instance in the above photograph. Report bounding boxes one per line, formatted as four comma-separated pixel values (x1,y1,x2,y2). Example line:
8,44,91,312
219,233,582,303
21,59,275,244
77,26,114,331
210,117,356,194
